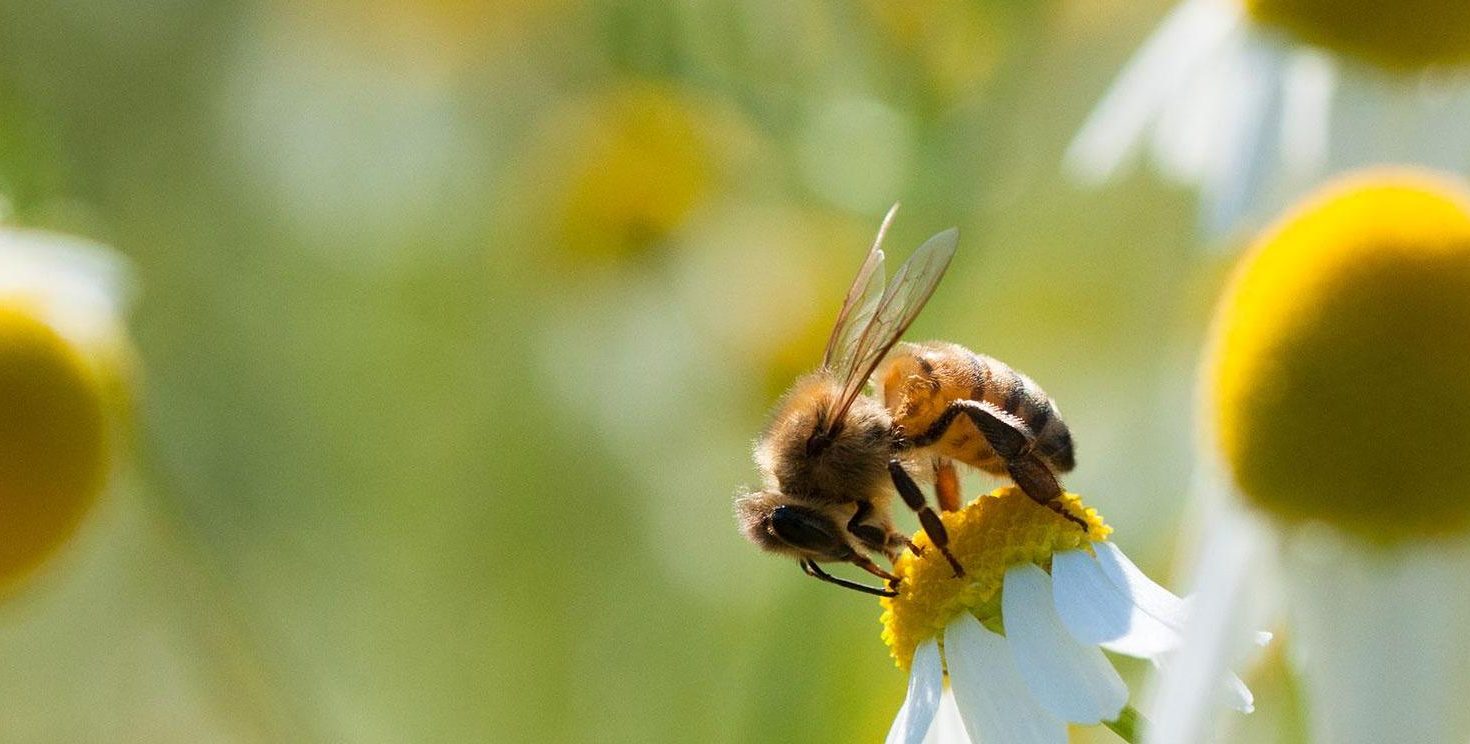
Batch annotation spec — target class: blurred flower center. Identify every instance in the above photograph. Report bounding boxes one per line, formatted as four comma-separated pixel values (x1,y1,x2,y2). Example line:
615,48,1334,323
0,303,108,592
547,85,716,263
1212,170,1470,542
879,487,1109,669
1243,0,1470,70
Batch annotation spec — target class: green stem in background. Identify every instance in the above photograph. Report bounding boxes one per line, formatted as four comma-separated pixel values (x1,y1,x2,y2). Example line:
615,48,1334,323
1104,705,1146,743
133,423,324,742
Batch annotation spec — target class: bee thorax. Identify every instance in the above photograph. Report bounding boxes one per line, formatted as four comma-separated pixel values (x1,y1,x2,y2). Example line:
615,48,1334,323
755,383,894,503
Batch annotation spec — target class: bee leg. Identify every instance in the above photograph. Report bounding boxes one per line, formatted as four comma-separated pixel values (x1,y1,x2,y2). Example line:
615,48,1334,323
934,458,961,512
888,460,966,578
949,400,1089,531
800,559,898,597
845,500,891,555
849,552,902,584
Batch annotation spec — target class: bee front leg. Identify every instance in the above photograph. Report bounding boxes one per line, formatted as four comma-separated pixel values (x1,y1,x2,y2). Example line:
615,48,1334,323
800,559,897,598
888,460,965,577
845,500,891,556
886,534,924,562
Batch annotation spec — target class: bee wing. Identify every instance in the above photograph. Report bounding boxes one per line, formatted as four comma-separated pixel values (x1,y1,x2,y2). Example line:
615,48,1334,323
821,204,895,370
825,224,958,433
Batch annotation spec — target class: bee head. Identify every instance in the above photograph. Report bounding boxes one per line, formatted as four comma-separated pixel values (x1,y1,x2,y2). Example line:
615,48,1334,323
734,490,853,562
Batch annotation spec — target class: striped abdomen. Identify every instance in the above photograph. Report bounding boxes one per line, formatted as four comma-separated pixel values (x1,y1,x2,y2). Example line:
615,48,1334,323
876,341,1075,475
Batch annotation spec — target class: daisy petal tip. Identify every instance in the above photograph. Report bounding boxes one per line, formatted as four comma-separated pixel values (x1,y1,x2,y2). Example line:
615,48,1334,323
1052,548,1181,659
887,638,945,744
944,613,1068,744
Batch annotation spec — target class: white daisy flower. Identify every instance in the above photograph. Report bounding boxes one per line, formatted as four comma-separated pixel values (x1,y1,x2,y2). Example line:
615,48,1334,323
1067,0,1470,237
0,224,132,595
882,487,1263,744
1152,168,1470,743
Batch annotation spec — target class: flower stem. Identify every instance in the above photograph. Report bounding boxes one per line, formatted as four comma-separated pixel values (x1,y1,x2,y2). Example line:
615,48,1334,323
1104,705,1146,743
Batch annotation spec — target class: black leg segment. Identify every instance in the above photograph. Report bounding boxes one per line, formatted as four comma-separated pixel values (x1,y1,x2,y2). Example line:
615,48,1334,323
800,559,897,597
845,500,889,553
887,460,965,577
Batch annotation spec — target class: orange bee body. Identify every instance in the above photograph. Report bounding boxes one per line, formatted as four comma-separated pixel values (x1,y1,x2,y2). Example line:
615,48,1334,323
878,341,1074,476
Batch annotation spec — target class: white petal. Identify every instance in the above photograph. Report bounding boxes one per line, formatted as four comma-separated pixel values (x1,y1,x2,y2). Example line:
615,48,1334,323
1285,535,1470,744
1278,50,1335,181
1222,672,1254,714
943,613,1066,744
1148,34,1235,185
921,689,970,744
887,638,945,744
0,227,132,349
1064,0,1244,183
1052,549,1181,658
1199,35,1286,237
1092,541,1188,630
1003,563,1128,724
1150,657,1257,715
1145,507,1274,744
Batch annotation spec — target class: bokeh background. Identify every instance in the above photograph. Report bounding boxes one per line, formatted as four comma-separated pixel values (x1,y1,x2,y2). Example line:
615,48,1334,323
0,1,1302,741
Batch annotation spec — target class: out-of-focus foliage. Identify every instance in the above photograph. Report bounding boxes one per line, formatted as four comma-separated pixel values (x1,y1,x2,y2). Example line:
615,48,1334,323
0,0,1302,741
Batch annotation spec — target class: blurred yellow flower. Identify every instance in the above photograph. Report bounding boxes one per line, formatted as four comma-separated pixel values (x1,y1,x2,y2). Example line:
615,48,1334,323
1212,170,1470,542
0,306,108,592
533,83,722,264
0,227,131,595
862,0,1003,106
1244,0,1470,70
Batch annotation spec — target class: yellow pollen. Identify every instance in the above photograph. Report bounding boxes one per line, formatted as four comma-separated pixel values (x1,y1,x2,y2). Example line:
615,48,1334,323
1211,168,1470,543
1243,0,1470,70
879,487,1109,669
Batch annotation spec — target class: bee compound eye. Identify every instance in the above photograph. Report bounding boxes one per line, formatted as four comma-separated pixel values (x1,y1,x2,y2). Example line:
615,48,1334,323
768,505,841,553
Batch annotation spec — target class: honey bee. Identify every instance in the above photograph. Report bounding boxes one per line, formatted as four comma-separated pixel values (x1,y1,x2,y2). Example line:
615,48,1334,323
736,205,1079,597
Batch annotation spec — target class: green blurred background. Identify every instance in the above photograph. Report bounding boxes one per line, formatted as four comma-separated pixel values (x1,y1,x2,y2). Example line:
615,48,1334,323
0,0,1302,741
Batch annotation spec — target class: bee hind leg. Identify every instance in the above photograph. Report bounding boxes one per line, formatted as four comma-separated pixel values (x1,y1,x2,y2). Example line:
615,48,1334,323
942,400,1089,531
800,559,898,597
934,458,961,512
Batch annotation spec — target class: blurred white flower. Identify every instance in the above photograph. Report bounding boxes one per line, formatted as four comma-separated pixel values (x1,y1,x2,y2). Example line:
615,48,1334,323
1152,169,1470,743
1067,0,1470,237
0,225,132,594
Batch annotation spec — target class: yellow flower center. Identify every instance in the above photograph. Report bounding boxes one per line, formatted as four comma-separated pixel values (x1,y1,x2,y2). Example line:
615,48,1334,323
0,302,109,593
879,487,1110,669
1243,0,1470,70
1211,169,1470,543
